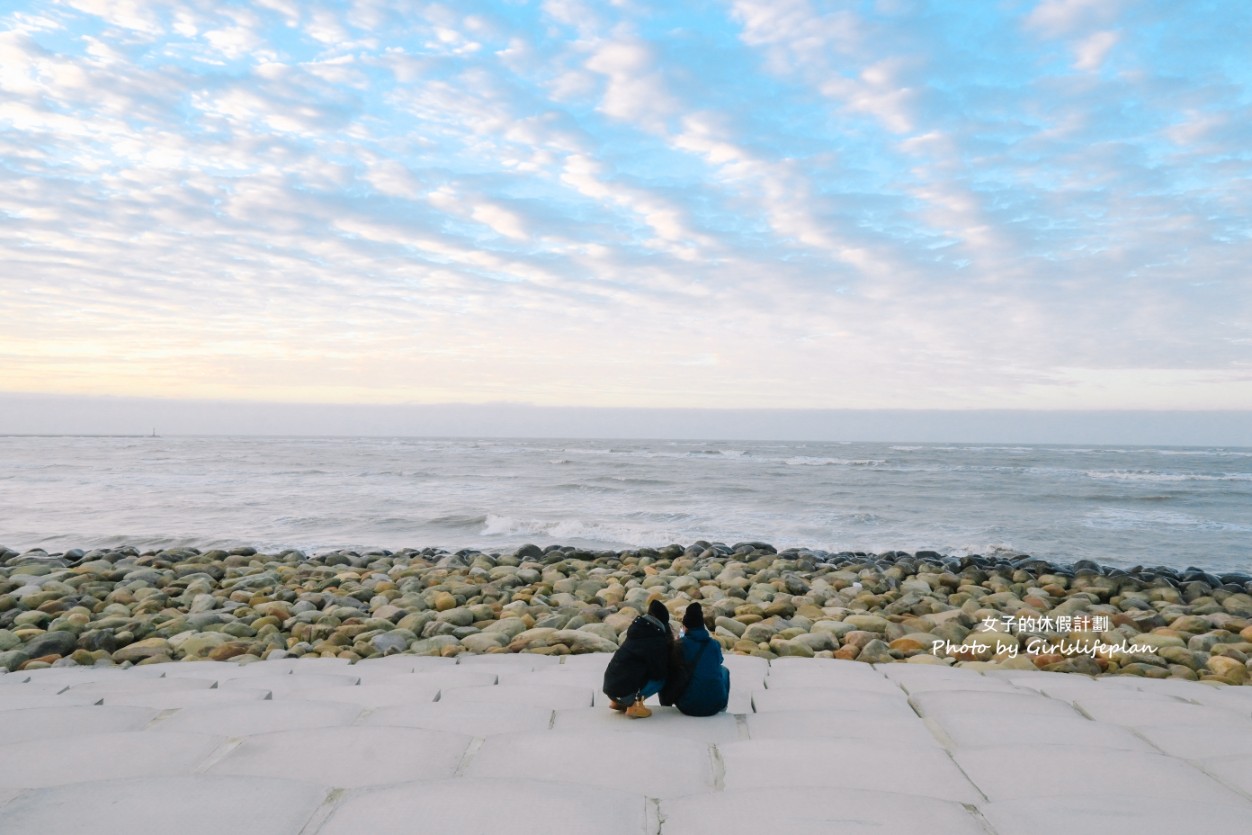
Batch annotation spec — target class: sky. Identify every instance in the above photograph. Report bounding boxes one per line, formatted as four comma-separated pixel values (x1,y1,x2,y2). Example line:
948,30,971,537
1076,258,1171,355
1,0,1250,437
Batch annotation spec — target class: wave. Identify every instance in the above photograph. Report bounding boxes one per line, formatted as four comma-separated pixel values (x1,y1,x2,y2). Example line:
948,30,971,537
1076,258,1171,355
551,482,620,493
1082,508,1252,533
783,456,888,467
1075,493,1180,503
928,446,1039,453
557,446,752,462
1156,448,1252,458
478,513,669,546
425,513,489,528
591,476,674,486
1085,469,1252,483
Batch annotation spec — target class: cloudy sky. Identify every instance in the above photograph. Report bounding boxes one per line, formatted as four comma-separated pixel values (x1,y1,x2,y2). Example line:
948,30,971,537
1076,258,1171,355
2,0,1250,420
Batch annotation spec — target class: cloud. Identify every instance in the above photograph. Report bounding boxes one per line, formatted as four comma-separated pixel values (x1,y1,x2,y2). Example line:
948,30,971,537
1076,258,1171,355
1025,0,1119,37
59,0,168,36
584,36,678,132
203,23,266,61
730,0,862,73
1073,29,1120,71
0,0,1248,411
363,158,423,198
731,0,919,133
469,201,527,240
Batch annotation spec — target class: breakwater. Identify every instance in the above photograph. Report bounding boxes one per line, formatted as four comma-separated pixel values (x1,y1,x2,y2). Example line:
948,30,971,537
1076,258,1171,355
2,542,1250,685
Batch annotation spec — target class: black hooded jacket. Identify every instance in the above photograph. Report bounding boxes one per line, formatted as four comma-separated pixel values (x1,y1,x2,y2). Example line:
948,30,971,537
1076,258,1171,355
602,611,672,699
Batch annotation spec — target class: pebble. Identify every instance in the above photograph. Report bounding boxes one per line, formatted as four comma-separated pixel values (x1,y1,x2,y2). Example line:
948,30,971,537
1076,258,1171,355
0,543,1248,686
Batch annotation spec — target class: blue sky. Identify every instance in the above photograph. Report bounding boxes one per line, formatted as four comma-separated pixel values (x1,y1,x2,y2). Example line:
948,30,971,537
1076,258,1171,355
1,0,1250,416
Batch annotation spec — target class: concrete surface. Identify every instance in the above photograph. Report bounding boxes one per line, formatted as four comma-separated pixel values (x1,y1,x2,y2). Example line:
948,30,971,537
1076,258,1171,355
1,654,1251,835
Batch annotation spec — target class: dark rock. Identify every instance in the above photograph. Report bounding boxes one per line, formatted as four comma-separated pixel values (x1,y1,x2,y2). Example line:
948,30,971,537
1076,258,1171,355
783,574,810,595
23,630,78,658
1182,581,1214,602
1183,568,1223,588
78,629,120,653
0,650,31,671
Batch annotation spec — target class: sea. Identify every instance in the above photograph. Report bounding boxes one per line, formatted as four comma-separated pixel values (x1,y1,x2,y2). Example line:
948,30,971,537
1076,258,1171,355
2,436,1250,573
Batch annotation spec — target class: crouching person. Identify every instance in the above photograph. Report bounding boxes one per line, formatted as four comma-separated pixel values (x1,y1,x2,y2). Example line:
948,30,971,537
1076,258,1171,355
666,603,730,716
602,598,673,718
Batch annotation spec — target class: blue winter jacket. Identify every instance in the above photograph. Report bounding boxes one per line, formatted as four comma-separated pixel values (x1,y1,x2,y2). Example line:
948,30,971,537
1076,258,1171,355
674,627,730,716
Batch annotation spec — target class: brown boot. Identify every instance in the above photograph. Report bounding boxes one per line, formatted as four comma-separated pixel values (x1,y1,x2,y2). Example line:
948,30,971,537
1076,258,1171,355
609,699,628,711
625,698,652,718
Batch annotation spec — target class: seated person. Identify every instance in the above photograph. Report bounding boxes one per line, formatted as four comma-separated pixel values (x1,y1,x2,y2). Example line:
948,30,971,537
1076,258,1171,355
602,598,673,718
664,602,730,716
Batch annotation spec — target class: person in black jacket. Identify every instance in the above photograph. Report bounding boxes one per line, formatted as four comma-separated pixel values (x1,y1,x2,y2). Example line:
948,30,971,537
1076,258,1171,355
602,598,673,718
664,602,730,716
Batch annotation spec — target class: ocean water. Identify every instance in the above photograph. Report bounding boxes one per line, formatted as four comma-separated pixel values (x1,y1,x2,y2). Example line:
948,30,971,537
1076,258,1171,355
1,436,1250,572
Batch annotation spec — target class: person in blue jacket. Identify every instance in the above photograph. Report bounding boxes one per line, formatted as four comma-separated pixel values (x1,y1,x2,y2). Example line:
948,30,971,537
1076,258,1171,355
664,602,730,716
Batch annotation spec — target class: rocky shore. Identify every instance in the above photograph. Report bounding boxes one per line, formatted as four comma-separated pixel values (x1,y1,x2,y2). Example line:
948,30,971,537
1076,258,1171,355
2,542,1251,685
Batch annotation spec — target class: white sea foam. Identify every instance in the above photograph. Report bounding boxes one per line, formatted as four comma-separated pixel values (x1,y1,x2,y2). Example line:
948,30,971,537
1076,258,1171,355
1083,508,1252,533
479,513,682,547
1085,469,1252,483
782,456,888,467
1157,448,1252,458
